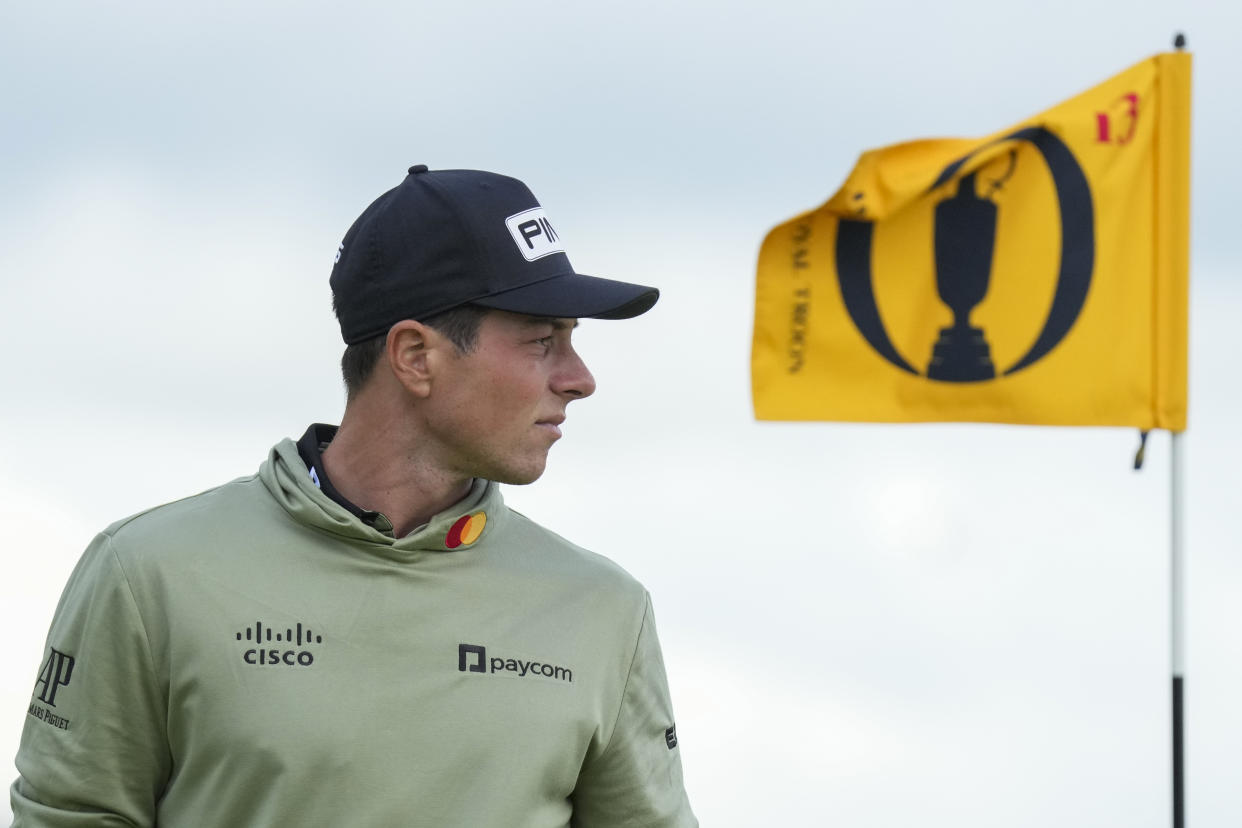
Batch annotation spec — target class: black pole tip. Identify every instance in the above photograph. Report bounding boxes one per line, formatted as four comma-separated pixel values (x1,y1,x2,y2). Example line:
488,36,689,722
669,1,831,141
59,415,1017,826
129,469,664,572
1174,32,1187,50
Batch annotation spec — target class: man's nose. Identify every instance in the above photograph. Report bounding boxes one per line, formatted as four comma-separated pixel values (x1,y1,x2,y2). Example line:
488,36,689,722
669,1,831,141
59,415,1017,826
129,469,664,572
555,348,596,399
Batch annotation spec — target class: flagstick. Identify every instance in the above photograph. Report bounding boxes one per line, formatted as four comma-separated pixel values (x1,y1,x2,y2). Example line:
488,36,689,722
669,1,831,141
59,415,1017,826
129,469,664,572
1167,30,1189,828
1171,429,1186,828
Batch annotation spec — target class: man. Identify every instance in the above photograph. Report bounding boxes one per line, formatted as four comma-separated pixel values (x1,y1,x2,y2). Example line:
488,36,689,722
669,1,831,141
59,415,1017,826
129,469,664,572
11,166,696,827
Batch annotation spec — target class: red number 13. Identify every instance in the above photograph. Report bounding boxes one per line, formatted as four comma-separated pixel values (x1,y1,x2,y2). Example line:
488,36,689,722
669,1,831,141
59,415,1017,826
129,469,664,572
1096,93,1140,144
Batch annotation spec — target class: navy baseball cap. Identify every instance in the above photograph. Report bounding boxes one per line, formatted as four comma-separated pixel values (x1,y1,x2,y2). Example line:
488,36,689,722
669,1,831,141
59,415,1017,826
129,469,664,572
330,165,660,344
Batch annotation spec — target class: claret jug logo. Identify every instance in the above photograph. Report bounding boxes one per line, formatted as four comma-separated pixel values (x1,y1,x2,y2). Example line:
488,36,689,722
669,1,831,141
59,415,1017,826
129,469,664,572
236,621,323,667
835,126,1095,383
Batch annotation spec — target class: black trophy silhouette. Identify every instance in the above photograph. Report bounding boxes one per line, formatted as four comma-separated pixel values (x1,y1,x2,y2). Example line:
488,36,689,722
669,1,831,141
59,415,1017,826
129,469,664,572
927,169,997,381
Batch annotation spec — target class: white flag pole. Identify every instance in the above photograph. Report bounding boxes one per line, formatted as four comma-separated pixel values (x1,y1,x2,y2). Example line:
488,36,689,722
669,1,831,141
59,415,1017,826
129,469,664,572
1171,429,1186,828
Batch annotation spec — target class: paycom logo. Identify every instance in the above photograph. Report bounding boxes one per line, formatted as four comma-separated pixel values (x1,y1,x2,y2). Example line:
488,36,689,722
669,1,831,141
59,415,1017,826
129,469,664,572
458,643,573,683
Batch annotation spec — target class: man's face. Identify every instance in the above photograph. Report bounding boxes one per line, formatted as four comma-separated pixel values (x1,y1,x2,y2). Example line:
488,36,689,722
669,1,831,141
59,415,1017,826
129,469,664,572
422,310,596,485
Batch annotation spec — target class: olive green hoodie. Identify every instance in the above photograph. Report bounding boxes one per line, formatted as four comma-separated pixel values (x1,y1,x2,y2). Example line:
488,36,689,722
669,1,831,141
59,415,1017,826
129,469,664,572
12,438,695,827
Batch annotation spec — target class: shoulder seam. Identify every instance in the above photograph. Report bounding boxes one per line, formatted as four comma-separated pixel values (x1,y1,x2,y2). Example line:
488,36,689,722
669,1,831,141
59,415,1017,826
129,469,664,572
100,534,170,732
105,474,260,536
596,590,651,757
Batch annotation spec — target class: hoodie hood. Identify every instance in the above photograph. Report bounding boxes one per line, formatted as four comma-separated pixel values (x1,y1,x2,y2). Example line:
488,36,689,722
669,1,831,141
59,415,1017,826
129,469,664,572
258,438,505,560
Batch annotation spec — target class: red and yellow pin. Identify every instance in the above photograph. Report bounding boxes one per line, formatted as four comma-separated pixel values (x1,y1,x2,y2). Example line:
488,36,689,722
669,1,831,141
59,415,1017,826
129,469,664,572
445,512,487,549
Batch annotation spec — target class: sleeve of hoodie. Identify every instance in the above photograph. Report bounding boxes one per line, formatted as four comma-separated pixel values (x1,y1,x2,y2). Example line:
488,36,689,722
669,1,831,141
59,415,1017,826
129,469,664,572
570,592,697,828
10,531,171,827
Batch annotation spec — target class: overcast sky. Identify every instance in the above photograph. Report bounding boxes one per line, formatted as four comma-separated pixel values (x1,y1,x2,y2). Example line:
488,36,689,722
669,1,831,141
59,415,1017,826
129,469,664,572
3,1,1241,825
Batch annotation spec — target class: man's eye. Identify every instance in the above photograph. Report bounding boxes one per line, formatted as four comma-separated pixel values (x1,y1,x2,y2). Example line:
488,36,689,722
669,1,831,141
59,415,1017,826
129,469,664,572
534,336,554,348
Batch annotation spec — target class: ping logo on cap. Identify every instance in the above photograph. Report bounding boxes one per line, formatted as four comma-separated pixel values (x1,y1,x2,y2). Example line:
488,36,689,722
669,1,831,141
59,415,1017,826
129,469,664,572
446,511,487,549
505,208,565,262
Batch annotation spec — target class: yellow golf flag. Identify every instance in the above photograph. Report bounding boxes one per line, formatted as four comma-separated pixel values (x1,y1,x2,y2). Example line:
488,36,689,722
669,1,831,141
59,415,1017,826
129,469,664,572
752,52,1190,431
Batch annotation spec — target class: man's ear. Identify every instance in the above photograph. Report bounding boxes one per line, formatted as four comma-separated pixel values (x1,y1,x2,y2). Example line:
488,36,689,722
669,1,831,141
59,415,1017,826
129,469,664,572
386,320,439,398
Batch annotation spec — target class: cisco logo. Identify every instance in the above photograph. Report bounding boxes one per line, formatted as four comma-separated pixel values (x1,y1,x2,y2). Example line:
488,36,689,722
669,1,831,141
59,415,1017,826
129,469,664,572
235,621,322,667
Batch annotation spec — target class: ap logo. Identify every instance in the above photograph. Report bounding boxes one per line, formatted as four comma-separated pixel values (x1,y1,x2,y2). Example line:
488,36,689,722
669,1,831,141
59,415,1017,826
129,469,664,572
34,647,76,707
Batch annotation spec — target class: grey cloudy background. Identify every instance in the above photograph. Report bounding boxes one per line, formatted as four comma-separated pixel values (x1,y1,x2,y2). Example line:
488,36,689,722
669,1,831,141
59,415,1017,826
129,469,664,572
3,1,1240,825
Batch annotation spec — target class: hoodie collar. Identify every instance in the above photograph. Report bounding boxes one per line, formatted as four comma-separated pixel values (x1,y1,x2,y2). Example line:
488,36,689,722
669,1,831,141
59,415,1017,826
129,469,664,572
296,423,388,530
260,436,504,561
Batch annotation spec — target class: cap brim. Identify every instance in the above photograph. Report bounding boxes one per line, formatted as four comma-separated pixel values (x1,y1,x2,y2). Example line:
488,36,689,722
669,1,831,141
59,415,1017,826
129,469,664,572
472,273,659,320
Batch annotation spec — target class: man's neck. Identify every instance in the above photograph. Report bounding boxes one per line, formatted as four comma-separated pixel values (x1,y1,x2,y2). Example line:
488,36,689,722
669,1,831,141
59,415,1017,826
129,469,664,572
320,410,473,539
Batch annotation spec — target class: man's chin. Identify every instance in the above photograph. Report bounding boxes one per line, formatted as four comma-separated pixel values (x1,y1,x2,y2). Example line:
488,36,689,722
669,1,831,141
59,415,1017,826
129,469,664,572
486,458,548,487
